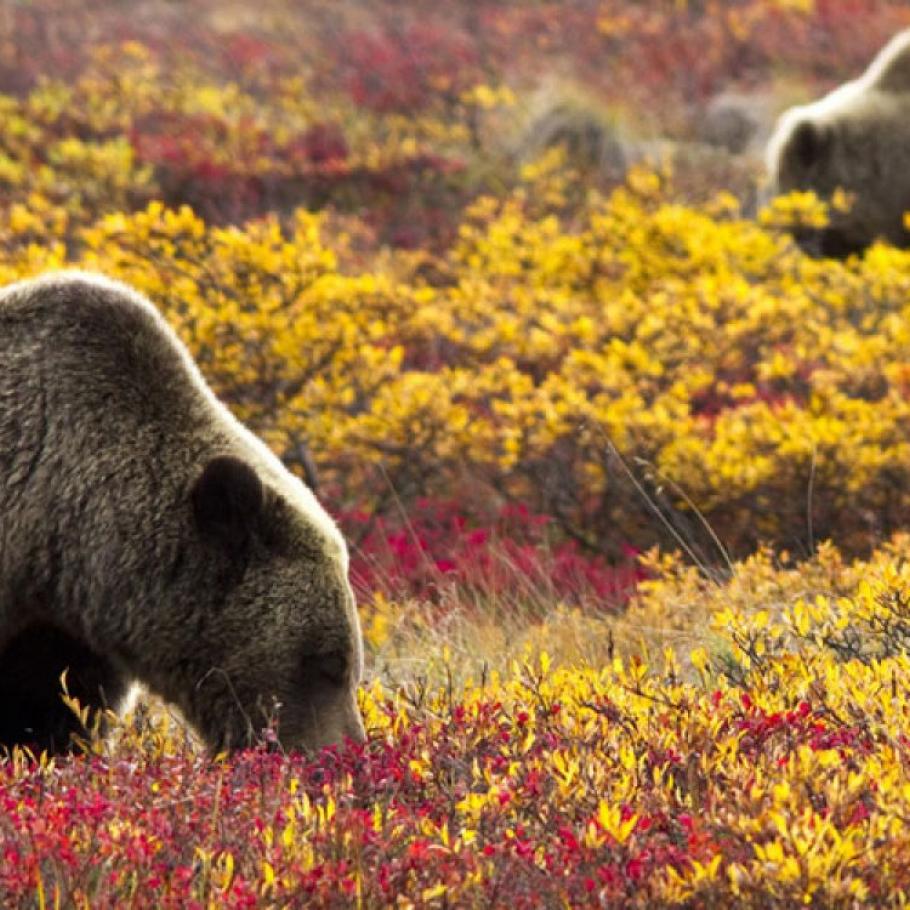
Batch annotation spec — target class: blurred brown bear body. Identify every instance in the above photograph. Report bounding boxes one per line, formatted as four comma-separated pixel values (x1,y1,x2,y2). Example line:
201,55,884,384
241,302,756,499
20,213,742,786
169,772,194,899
0,271,365,754
766,30,910,257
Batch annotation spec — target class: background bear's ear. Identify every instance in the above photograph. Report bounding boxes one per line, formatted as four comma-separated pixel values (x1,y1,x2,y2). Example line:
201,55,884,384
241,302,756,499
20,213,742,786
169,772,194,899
790,120,830,170
192,456,264,553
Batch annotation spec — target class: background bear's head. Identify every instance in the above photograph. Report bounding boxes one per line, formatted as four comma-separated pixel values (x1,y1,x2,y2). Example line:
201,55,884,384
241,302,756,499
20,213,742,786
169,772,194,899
765,29,910,258
765,108,909,258
172,454,366,755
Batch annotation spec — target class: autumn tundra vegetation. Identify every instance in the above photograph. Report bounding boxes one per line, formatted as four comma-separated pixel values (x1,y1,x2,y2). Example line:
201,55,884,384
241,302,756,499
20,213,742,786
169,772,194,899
5,0,910,906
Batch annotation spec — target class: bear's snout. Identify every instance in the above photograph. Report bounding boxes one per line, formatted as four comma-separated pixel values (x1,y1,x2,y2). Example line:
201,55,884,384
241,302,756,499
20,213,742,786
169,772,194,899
307,686,367,753
307,692,367,751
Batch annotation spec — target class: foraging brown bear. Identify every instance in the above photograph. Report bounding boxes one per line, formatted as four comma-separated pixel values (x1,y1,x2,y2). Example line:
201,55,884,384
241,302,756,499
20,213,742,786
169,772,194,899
0,271,365,755
765,29,910,257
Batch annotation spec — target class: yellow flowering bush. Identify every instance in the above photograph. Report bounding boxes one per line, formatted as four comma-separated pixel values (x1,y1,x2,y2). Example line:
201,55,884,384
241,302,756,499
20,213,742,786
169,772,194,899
0,34,514,247
4,175,905,562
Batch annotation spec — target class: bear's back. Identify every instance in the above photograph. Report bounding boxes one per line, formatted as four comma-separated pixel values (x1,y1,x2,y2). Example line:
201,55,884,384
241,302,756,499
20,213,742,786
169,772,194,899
0,270,222,561
867,29,910,94
0,271,208,431
0,270,348,562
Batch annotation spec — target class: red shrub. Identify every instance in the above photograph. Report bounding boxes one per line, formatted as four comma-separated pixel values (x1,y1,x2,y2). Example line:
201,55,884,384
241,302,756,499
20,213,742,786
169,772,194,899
340,22,481,113
340,499,643,608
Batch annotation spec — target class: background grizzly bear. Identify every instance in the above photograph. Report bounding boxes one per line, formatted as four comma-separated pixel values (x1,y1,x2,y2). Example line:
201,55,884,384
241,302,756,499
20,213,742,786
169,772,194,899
0,271,365,755
765,29,910,257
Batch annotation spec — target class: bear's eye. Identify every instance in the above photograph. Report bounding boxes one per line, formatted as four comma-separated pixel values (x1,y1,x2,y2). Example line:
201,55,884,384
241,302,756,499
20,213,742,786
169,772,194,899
302,651,347,687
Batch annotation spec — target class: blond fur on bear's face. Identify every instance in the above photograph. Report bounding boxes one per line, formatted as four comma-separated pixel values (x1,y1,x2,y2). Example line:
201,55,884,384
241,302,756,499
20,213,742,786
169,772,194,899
765,29,910,257
0,270,366,756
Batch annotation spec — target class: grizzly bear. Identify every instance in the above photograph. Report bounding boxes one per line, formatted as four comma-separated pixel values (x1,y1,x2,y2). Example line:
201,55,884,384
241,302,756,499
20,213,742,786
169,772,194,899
0,271,366,755
765,29,910,257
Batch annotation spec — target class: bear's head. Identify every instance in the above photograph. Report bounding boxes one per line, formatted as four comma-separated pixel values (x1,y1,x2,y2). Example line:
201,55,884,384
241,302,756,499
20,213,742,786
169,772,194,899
177,454,366,755
765,30,910,258
765,112,896,258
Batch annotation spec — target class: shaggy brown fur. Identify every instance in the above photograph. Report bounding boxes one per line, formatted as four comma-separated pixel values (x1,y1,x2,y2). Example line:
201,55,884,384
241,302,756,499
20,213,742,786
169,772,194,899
0,271,365,754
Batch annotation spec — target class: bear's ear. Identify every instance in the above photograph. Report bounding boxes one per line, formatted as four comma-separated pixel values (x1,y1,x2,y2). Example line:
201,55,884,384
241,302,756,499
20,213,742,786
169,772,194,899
789,120,831,170
192,456,264,552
